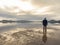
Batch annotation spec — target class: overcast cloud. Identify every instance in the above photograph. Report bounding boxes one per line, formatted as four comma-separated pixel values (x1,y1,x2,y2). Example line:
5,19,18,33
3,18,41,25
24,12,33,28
0,0,60,20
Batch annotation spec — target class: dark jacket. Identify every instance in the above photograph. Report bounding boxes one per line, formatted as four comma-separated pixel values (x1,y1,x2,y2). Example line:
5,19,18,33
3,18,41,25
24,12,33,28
43,20,48,26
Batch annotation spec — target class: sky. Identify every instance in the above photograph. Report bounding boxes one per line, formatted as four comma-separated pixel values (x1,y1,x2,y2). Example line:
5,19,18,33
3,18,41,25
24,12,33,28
0,0,60,20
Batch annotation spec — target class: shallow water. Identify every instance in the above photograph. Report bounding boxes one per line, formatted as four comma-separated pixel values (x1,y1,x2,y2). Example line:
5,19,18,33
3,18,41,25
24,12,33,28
0,23,60,45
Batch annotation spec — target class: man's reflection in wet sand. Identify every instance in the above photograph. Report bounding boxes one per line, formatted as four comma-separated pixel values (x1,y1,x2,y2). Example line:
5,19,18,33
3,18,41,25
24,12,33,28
42,26,47,43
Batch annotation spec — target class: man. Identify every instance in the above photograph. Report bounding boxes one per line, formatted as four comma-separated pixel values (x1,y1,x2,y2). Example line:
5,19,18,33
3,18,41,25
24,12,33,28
43,18,48,27
42,18,48,34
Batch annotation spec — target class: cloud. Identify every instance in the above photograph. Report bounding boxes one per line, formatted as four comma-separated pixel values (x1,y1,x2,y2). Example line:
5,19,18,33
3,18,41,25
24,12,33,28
31,0,60,13
31,0,60,6
0,0,60,20
0,12,19,20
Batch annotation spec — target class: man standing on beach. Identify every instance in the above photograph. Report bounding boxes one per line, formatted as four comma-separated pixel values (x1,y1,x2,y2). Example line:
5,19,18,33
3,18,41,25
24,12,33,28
42,18,48,43
42,18,48,34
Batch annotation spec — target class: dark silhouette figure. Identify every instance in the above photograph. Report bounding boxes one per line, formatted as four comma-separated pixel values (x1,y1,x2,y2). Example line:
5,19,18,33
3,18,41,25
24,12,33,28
42,18,48,43
42,18,48,34
43,18,48,27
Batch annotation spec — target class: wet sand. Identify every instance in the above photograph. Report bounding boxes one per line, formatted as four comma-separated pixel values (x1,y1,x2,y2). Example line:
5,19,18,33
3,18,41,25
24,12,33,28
0,23,60,45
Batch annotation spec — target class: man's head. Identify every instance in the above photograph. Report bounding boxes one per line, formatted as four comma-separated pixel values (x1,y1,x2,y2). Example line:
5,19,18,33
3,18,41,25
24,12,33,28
44,18,46,20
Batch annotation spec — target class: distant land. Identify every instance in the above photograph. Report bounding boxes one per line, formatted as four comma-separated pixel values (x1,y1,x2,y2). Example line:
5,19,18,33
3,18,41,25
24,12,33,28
0,20,33,23
0,20,60,24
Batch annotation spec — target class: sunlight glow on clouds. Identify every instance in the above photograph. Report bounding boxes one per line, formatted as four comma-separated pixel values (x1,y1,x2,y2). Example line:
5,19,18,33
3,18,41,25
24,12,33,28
0,0,34,12
32,6,53,15
0,0,53,15
0,0,60,20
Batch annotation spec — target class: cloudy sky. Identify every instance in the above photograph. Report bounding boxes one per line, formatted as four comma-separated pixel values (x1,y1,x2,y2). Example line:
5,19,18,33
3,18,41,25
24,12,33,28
0,0,60,20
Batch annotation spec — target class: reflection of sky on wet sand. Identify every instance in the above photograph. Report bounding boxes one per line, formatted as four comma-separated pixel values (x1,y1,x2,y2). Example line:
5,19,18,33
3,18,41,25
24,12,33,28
0,23,60,45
